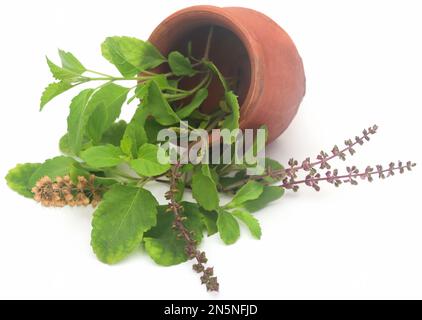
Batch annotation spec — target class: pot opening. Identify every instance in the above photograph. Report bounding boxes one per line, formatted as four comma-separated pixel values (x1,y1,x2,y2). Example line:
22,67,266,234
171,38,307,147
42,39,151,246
157,24,252,114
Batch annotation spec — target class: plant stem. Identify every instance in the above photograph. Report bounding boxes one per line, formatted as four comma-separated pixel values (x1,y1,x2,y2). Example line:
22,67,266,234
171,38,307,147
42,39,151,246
164,72,210,101
86,69,115,78
279,163,415,190
203,26,214,60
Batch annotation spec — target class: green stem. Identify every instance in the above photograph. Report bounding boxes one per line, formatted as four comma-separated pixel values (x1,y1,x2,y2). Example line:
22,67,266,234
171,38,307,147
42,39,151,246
137,177,152,187
86,69,115,78
203,26,214,60
164,72,210,101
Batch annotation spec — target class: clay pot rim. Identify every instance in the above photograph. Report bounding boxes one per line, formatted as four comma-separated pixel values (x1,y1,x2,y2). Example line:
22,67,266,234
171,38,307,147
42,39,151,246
149,5,262,128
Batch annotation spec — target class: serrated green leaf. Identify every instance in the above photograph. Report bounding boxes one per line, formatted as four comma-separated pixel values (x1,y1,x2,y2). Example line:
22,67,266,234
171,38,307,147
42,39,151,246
40,82,73,110
5,163,42,198
46,57,80,81
176,88,208,119
222,91,240,131
120,107,149,158
87,83,130,143
144,203,203,266
168,51,196,76
225,181,263,209
80,145,125,168
192,164,219,211
145,81,180,126
242,186,284,213
217,209,240,245
130,143,170,177
66,89,95,154
28,156,76,187
92,185,158,264
101,36,165,77
232,209,262,239
100,120,127,146
58,49,86,74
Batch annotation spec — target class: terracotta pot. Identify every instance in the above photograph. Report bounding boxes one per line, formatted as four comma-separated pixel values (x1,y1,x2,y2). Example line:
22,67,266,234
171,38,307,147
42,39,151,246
149,5,305,143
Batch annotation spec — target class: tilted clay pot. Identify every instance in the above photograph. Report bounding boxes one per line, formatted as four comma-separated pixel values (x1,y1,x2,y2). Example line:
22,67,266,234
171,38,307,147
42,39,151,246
149,5,305,143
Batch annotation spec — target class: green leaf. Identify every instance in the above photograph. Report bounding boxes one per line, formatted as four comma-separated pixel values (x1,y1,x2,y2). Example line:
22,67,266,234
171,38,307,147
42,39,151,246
59,133,71,155
28,156,76,187
40,81,73,110
232,209,262,239
94,176,119,187
144,117,166,144
222,91,240,131
242,186,284,213
130,143,170,177
176,88,208,119
92,185,158,264
87,83,130,143
219,170,247,190
80,145,125,168
168,51,196,76
204,61,228,92
180,163,194,173
191,164,219,211
144,203,203,266
66,89,95,155
59,133,91,155
198,208,218,236
225,181,264,209
145,81,180,126
68,163,90,184
58,49,86,74
217,209,240,245
134,83,149,101
120,107,148,158
5,163,41,198
100,120,127,146
147,74,169,89
101,36,165,77
46,57,80,81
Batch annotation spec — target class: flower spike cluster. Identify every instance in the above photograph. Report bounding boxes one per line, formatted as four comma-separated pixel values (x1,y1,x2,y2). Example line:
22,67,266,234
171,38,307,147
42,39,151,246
276,125,416,191
32,175,102,207
165,163,219,292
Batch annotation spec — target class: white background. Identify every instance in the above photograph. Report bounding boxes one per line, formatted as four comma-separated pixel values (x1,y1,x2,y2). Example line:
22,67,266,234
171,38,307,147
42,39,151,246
0,0,421,300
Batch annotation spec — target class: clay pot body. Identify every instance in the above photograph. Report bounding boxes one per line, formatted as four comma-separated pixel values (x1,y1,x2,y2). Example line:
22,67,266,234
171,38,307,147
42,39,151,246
149,5,305,143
